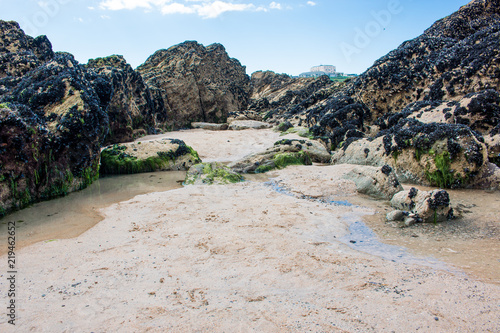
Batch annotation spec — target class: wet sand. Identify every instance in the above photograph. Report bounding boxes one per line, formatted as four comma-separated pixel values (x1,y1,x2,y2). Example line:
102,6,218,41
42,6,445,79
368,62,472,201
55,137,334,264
0,129,499,332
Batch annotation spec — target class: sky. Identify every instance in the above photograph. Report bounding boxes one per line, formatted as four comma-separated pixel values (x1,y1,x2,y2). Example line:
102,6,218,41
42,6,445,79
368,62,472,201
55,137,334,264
1,0,472,76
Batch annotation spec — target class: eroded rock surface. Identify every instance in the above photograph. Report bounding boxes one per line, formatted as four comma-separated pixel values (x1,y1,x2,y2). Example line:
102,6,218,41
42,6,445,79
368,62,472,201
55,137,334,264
137,41,251,129
0,21,108,215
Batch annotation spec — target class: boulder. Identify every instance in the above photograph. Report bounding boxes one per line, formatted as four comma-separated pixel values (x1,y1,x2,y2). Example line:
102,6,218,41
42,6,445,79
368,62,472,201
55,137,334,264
137,41,251,129
228,120,272,130
228,138,330,173
390,188,454,224
100,138,201,175
185,162,244,185
343,165,403,200
332,121,490,189
191,122,228,131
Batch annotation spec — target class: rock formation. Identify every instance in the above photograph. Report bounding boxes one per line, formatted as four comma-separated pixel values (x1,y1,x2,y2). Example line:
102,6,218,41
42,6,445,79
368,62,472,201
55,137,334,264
246,70,334,126
86,55,162,144
228,138,329,174
264,0,500,189
137,41,251,129
100,138,201,175
0,21,109,215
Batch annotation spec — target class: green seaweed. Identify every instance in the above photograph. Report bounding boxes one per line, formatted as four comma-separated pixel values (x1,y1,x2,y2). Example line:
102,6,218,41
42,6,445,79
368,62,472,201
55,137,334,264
185,163,243,185
274,151,312,169
100,143,201,175
424,151,463,188
255,164,274,174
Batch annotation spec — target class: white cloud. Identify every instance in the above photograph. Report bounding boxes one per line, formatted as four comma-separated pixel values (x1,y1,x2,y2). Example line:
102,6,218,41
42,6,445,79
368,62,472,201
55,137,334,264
98,0,284,18
307,1,316,6
269,2,281,10
101,14,111,19
194,1,254,19
99,0,171,11
161,3,195,14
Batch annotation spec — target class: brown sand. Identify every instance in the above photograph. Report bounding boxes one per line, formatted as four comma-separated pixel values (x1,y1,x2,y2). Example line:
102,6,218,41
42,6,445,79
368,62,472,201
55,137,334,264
0,129,499,332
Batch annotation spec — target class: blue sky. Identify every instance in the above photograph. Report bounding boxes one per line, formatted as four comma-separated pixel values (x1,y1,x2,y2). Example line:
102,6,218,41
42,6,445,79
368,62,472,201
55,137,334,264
1,0,471,76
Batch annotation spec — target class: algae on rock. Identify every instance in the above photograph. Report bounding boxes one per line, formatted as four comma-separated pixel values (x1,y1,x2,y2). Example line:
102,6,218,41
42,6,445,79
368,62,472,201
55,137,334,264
100,139,201,175
185,162,244,185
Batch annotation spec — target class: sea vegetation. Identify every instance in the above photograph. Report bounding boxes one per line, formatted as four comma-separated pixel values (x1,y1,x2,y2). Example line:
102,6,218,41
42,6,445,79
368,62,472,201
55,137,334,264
100,141,201,175
184,162,244,185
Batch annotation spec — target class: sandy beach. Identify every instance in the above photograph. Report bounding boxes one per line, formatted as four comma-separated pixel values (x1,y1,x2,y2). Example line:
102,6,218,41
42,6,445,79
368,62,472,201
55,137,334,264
1,129,499,332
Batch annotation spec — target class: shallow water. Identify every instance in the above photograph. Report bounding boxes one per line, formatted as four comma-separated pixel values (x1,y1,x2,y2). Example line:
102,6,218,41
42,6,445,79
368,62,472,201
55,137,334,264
0,171,186,255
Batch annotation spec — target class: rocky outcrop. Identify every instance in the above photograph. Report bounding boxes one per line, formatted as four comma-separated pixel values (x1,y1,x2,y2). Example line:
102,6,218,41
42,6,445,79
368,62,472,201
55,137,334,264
100,138,201,175
137,41,251,129
297,0,500,189
245,70,335,126
342,165,403,200
86,55,162,144
0,21,108,215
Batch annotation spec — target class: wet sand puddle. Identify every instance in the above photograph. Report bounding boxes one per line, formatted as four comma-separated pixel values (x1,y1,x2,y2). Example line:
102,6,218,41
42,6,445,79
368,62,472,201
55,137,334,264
1,167,498,284
264,179,455,273
0,171,186,255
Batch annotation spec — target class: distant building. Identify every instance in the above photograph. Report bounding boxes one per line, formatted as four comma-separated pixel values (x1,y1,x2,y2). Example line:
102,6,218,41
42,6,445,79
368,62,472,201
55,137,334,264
298,65,357,79
310,65,336,74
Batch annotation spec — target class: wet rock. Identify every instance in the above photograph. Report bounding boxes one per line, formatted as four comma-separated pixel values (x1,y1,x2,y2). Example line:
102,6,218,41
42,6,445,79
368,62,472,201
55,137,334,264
100,138,201,175
343,165,403,200
390,188,453,224
0,22,108,215
137,41,251,129
228,138,328,173
185,162,244,185
228,120,272,130
191,122,228,131
333,121,489,188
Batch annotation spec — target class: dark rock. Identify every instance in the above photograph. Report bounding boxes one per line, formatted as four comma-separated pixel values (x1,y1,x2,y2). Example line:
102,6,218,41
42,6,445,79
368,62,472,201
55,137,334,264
86,55,161,144
137,41,251,129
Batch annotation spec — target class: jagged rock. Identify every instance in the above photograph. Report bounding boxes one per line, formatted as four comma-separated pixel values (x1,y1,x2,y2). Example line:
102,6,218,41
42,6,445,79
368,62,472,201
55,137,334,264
244,70,334,126
228,120,272,130
86,55,161,144
100,138,201,175
342,165,403,200
293,0,500,190
191,122,228,131
228,138,329,173
390,188,454,224
185,162,243,185
137,41,251,129
0,21,109,215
